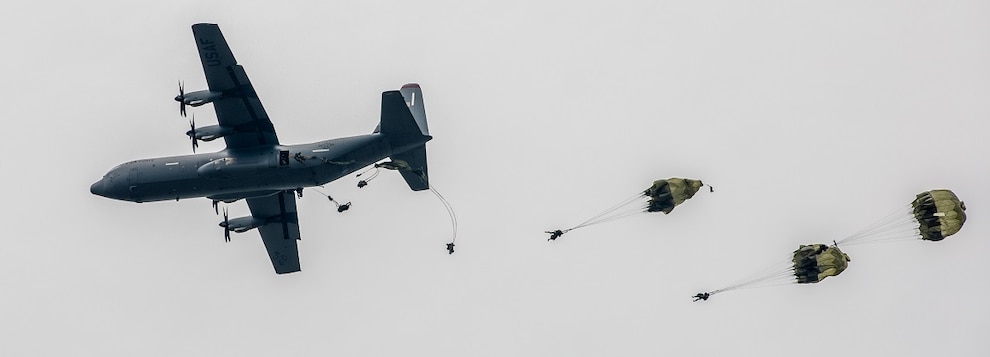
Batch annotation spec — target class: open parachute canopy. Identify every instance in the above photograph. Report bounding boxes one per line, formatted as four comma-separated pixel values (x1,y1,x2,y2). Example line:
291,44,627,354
912,189,966,241
696,188,968,301
546,177,707,240
792,244,850,284
645,178,705,214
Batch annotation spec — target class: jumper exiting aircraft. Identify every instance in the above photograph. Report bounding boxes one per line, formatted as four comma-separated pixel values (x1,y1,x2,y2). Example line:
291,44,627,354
90,23,432,274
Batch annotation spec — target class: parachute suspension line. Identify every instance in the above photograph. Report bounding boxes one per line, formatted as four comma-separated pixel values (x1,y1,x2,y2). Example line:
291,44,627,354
708,271,796,295
355,166,381,187
599,208,647,224
841,234,921,247
837,205,913,243
565,192,647,232
309,187,335,203
308,187,351,212
356,165,377,177
577,205,648,228
429,184,458,244
572,198,680,232
836,205,921,246
724,275,800,292
708,256,796,296
708,270,796,296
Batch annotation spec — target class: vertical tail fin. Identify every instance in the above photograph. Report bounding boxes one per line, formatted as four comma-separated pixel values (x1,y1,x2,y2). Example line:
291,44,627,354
378,83,432,191
400,83,429,135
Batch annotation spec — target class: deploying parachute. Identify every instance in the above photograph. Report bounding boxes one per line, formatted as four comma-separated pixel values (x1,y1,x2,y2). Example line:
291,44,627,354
695,189,966,301
546,178,708,240
355,160,459,254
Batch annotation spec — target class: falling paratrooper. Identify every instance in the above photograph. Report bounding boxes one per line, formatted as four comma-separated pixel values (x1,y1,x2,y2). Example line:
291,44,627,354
694,189,967,301
692,242,853,303
356,160,459,254
546,177,709,241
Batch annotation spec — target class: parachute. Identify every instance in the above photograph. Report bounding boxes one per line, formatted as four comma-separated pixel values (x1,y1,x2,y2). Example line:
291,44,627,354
792,244,850,284
912,190,966,241
546,177,708,240
694,242,851,300
838,189,967,246
645,178,705,214
696,189,966,301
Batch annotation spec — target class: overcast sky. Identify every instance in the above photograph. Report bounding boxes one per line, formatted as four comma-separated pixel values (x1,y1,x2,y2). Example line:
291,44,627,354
2,1,989,356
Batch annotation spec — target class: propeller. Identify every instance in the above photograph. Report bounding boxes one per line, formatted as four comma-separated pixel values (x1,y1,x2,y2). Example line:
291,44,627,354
186,113,199,153
177,80,187,117
212,200,219,215
221,207,230,242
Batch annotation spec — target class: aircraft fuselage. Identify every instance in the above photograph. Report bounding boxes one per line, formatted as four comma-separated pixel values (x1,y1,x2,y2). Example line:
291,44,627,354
91,133,393,203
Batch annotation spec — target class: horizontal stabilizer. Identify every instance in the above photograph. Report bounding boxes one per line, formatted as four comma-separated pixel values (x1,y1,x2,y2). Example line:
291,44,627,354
391,145,429,191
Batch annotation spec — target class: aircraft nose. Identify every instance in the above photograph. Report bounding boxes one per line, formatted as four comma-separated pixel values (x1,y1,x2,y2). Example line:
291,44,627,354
90,179,106,197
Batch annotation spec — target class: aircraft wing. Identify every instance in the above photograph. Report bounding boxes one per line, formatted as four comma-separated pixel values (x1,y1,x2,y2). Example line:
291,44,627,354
246,191,301,274
191,23,279,149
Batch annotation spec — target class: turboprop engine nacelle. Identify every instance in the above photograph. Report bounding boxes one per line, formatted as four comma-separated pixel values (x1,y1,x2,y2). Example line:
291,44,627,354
197,157,266,179
221,216,265,233
176,89,223,107
187,124,234,142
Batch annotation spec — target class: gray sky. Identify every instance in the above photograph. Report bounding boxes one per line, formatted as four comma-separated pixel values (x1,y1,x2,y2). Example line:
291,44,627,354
2,1,989,356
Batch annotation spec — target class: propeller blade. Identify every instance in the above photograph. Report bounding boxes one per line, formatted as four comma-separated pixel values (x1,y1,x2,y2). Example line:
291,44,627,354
178,80,187,117
188,114,198,153
222,207,230,242
212,200,219,215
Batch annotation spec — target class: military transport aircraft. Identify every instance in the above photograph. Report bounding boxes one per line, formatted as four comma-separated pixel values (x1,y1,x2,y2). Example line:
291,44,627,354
90,23,432,274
